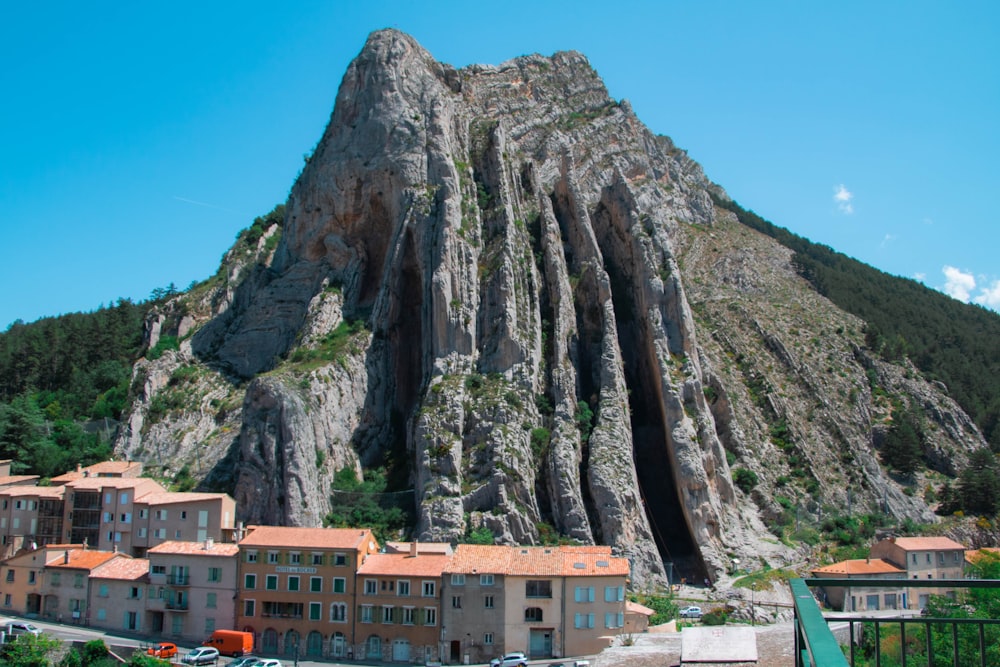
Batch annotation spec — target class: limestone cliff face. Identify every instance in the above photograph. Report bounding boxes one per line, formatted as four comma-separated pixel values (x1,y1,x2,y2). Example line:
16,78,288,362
115,30,986,588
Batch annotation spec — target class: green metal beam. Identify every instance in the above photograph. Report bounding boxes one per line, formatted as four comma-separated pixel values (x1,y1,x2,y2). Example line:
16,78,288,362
790,577,850,667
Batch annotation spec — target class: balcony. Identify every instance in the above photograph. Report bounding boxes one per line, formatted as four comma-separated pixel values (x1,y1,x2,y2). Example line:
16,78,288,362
792,577,1000,666
166,575,190,586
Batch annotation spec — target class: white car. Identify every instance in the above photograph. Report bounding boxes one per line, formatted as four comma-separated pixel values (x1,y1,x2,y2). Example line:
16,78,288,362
3,621,42,637
491,652,528,667
255,660,282,667
679,605,703,618
181,647,220,665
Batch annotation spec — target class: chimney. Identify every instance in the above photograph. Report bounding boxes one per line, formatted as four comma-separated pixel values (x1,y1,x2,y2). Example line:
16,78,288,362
410,541,418,558
204,538,214,550
63,550,69,564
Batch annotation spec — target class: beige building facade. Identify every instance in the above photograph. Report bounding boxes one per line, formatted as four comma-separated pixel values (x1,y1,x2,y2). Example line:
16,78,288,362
869,536,966,609
88,557,150,633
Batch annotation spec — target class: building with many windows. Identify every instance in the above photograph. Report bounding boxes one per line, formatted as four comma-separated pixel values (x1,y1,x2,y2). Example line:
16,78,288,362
810,558,907,611
234,526,379,661
869,536,966,609
355,542,450,663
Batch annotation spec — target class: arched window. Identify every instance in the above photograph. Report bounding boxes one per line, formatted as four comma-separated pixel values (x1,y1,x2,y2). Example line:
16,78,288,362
525,607,543,622
306,631,323,656
329,601,347,622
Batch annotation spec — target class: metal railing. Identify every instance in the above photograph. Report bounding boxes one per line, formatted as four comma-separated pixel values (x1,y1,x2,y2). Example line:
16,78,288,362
792,577,1000,667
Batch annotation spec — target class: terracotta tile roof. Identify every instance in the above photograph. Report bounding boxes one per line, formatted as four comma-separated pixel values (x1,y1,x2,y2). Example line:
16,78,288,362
82,461,143,475
46,549,124,571
147,540,240,557
358,552,452,577
2,485,66,497
965,547,1000,564
811,558,905,576
239,526,377,550
447,545,629,577
384,541,453,555
138,492,232,505
888,537,966,551
64,477,165,493
0,475,41,487
91,557,149,581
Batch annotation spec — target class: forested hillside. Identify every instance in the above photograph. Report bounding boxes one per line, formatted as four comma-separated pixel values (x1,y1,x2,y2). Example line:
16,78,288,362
0,298,150,476
715,196,1000,451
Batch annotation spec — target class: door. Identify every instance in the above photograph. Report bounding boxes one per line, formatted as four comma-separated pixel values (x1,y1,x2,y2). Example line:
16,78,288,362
392,639,410,661
529,629,553,657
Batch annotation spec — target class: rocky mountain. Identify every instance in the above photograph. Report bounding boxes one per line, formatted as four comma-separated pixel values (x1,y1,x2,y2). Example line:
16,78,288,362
114,30,987,588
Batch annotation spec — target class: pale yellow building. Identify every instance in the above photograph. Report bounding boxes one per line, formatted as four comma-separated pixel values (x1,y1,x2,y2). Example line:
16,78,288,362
89,556,150,633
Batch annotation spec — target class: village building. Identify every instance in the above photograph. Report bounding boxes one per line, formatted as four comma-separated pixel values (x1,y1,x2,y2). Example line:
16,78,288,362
355,542,451,663
234,525,379,660
869,536,966,609
810,558,906,611
88,556,150,634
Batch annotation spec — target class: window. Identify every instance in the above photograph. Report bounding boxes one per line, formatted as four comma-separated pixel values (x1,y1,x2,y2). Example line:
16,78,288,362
575,612,595,629
4,571,13,583
120,513,131,523
330,602,347,622
451,574,465,585
205,617,215,633
208,567,222,583
334,552,347,566
310,602,322,621
14,500,23,510
480,574,494,586
484,633,494,645
139,508,148,519
290,552,302,564
96,608,106,620
451,596,462,609
155,509,167,520
310,576,323,593
361,605,374,623
206,593,217,608
397,580,410,596
103,512,113,523
75,573,85,588
265,575,278,590
128,586,141,599
604,585,624,602
137,527,147,538
424,607,437,626
605,612,624,628
288,576,300,592
28,571,35,584
525,607,543,622
174,530,181,539
365,579,377,595
333,577,346,594
244,599,256,617
926,553,931,564
180,511,187,519
402,607,415,625
104,493,112,505
98,584,109,598
911,554,917,565
526,580,552,598
422,581,436,597
484,595,494,609
312,552,323,566
119,492,129,504
382,605,394,623
245,574,257,589
246,550,258,563
576,586,595,602
153,528,166,539
268,551,279,564
51,572,60,585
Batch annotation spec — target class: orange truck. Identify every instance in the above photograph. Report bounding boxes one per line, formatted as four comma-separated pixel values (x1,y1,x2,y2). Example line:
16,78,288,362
203,629,254,657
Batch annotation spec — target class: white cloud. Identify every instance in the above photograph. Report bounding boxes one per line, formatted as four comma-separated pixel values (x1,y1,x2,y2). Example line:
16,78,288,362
974,279,1000,309
942,265,976,302
914,272,926,282
833,184,854,214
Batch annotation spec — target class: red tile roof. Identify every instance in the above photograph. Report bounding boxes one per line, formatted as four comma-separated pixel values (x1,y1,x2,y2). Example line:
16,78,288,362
811,558,905,576
357,552,452,577
46,549,125,571
91,557,149,581
138,492,232,505
888,537,966,551
147,540,240,557
448,545,628,577
2,485,66,497
64,477,165,493
0,475,41,487
239,526,377,550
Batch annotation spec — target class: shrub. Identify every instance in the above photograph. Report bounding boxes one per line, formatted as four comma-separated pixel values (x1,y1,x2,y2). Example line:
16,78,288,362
702,608,728,625
732,467,759,493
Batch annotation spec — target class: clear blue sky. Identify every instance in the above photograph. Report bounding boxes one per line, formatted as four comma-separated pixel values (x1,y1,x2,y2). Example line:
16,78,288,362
3,1,998,329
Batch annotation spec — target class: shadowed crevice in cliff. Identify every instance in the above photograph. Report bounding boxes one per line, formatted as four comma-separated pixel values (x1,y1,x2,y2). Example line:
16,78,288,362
388,228,423,488
591,190,705,581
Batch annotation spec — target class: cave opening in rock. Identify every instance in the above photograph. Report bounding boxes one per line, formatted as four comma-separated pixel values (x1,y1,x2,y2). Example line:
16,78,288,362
594,203,707,583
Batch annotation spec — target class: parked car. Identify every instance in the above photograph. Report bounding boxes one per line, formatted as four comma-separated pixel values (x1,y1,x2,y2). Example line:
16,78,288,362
227,657,260,667
253,660,282,667
679,605,703,618
182,646,220,665
146,642,178,658
3,621,42,637
491,652,528,667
